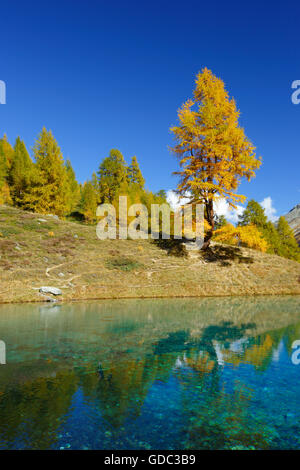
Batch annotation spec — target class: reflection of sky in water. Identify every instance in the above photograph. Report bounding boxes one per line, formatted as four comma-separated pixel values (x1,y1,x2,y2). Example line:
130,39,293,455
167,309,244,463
0,296,299,450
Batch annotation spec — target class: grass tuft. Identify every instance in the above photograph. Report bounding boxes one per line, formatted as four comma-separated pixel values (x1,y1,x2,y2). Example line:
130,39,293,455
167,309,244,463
106,256,143,271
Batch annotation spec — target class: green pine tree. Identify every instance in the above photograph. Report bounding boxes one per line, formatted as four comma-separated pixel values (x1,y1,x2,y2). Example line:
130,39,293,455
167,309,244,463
238,199,300,261
276,216,300,262
238,199,268,227
155,190,167,203
98,149,128,203
65,159,80,214
127,156,145,189
214,214,228,229
260,221,282,256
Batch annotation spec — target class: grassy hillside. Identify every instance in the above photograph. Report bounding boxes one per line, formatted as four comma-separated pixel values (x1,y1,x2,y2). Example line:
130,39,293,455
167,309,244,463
0,205,299,303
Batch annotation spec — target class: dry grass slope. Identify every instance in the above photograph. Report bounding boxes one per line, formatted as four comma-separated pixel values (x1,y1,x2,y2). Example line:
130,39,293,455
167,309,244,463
0,205,299,303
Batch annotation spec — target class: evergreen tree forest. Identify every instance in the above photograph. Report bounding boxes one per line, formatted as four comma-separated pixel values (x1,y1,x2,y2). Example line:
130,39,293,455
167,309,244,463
0,128,167,223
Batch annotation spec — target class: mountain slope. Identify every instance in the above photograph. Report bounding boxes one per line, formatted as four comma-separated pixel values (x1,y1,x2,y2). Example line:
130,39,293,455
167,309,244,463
284,204,300,246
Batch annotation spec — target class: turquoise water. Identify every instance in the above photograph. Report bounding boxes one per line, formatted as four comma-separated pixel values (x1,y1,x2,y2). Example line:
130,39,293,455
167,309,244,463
0,296,300,450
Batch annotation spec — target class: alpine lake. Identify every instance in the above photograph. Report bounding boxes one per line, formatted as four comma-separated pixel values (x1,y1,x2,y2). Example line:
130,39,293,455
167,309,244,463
0,296,300,450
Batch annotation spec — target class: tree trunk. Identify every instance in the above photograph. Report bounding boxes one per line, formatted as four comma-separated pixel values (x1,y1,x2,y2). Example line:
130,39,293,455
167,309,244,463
201,199,214,250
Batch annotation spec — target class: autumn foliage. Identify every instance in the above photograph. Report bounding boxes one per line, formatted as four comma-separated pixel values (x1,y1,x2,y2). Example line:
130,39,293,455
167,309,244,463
0,129,167,223
171,68,261,248
213,223,268,253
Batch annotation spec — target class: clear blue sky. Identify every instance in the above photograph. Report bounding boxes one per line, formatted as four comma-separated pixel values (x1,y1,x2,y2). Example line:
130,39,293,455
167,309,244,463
1,0,299,216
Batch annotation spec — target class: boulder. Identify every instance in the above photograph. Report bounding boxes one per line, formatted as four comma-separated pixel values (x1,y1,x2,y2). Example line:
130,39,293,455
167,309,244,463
39,286,62,296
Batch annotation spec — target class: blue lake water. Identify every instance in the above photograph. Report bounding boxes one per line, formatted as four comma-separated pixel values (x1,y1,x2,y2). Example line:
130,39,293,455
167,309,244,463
0,296,300,450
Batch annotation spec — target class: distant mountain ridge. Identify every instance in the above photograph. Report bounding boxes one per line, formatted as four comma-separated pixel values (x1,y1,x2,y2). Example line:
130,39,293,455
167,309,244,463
284,204,300,246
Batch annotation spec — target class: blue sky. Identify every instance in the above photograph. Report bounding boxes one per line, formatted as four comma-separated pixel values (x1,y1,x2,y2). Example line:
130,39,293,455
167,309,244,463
0,0,299,217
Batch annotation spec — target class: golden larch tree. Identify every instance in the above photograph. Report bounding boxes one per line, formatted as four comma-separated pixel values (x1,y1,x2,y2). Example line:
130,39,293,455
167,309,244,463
170,68,261,249
23,128,68,217
213,223,268,252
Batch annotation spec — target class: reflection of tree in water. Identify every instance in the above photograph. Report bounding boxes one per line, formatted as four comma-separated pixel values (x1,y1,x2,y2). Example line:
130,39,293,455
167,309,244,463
176,323,289,449
54,322,296,438
153,321,296,449
79,326,235,430
222,330,281,372
283,322,300,356
79,351,176,429
0,311,298,449
0,368,78,449
153,321,255,375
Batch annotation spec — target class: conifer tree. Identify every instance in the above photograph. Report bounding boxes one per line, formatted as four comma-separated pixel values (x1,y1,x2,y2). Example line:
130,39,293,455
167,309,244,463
65,159,80,214
238,199,289,257
91,172,99,194
9,137,35,207
238,199,267,227
171,68,261,249
127,156,145,189
0,151,9,204
155,190,167,203
262,221,282,255
98,149,128,203
80,180,98,223
0,179,11,205
277,216,300,262
0,134,14,169
0,135,14,204
24,128,68,217
214,214,228,229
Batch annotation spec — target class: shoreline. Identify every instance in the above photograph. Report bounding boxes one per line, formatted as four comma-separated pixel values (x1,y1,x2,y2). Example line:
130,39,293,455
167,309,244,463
1,290,300,306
